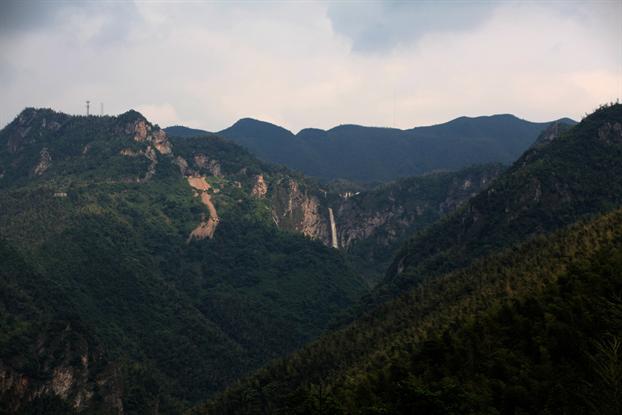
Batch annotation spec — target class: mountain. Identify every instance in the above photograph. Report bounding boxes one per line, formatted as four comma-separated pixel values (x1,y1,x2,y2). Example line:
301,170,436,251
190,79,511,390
328,164,504,283
164,127,506,286
0,108,367,413
163,125,210,138
197,103,622,415
199,206,622,415
381,103,622,299
190,114,576,182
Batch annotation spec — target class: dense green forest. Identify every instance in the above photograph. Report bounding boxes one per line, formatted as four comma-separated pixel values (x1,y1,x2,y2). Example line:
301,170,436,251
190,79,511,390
0,108,365,412
198,206,622,415
195,103,622,414
0,104,618,414
378,103,622,301
203,114,573,182
335,164,504,282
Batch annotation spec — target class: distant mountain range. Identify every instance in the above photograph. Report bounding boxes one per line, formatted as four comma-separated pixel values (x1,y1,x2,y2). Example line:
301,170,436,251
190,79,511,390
199,103,622,415
1,103,618,414
166,114,576,182
0,107,503,412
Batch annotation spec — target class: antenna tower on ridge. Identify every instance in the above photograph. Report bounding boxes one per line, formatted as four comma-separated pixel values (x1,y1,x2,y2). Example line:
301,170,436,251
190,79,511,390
86,100,90,116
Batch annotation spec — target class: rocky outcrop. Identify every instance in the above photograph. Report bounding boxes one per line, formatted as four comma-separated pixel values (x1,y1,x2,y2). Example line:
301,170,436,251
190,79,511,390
34,147,51,176
598,122,622,144
271,178,330,242
194,154,222,177
119,148,142,157
0,325,123,414
175,156,190,176
152,129,172,155
330,166,503,251
141,146,158,183
251,175,268,198
126,118,172,155
264,167,502,255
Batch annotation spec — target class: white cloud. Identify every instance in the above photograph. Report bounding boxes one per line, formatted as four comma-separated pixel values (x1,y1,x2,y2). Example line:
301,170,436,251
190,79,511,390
0,1,620,131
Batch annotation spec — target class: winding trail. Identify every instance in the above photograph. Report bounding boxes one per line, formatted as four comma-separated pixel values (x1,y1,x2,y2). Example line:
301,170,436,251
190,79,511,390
187,176,219,240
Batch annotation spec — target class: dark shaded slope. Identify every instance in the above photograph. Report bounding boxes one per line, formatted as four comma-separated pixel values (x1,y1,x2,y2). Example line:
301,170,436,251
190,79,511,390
0,108,365,412
333,164,504,283
217,118,320,174
211,114,574,182
164,125,210,137
197,204,622,415
382,104,622,298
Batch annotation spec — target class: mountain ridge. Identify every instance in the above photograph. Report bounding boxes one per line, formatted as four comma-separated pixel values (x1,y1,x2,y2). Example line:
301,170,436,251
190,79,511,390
166,113,576,182
196,103,622,415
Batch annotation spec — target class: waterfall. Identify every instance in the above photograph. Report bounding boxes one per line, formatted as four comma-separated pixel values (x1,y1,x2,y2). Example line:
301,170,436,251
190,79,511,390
328,207,339,249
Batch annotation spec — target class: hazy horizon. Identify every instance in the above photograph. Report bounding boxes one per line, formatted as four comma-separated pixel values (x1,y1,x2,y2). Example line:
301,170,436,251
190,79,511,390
1,0,620,132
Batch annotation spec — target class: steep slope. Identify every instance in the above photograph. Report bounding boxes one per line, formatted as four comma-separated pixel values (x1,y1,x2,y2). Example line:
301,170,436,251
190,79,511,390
381,103,622,298
166,125,505,285
193,103,622,414
0,241,123,414
0,108,366,412
331,164,503,283
205,114,575,182
197,200,622,415
217,118,319,175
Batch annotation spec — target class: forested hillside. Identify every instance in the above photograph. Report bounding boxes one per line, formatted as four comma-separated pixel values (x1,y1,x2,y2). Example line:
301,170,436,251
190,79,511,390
204,114,574,182
198,202,622,415
380,103,622,299
195,103,622,414
0,105,616,414
0,108,365,413
166,128,504,286
331,164,503,282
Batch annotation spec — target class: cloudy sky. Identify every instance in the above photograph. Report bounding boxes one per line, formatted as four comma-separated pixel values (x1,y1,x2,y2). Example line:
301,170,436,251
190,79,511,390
0,0,620,132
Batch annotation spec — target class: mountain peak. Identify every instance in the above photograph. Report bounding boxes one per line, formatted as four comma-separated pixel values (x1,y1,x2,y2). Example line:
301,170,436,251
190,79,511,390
220,117,294,138
117,109,149,125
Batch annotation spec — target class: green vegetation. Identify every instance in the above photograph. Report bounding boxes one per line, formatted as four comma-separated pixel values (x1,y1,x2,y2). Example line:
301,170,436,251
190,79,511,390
0,108,365,412
380,103,622,300
195,103,622,414
1,104,618,414
338,164,503,282
209,114,574,182
198,207,622,415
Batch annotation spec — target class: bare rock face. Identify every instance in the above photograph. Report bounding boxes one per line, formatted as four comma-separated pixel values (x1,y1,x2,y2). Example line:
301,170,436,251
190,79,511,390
598,122,622,145
129,119,149,142
175,156,190,176
331,167,503,252
120,148,142,157
299,195,326,240
152,129,172,155
141,146,158,182
194,153,222,177
6,110,37,153
0,326,123,414
271,178,330,242
126,119,172,154
33,147,51,175
533,121,565,148
120,118,174,182
251,175,268,198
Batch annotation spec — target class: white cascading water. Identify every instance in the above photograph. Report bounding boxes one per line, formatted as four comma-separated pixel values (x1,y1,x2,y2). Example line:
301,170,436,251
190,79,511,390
328,207,339,249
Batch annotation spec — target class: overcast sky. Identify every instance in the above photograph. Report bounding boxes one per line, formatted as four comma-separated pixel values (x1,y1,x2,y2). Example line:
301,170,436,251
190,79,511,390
0,0,620,132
